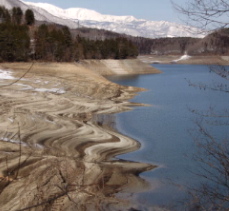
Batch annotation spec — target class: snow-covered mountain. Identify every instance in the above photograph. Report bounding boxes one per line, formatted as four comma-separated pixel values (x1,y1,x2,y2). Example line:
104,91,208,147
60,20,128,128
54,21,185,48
0,0,78,28
0,0,203,38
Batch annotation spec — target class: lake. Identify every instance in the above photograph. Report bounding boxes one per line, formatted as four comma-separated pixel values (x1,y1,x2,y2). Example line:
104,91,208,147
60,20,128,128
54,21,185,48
107,64,229,209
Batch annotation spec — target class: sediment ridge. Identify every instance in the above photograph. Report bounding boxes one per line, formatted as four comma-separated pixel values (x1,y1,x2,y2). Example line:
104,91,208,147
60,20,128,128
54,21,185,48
0,59,158,210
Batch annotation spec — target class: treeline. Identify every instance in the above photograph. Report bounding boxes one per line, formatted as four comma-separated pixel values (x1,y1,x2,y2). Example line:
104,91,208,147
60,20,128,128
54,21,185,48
0,6,35,25
189,28,229,55
0,6,138,62
129,36,201,55
71,26,229,55
0,7,34,62
35,24,138,61
0,23,30,62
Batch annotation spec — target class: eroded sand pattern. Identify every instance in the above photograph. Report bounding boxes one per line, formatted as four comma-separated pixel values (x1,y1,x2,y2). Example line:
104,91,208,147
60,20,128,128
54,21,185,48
0,61,158,211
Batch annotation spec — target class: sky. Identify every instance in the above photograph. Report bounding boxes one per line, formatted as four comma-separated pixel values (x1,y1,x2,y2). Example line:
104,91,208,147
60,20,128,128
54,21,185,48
25,0,187,23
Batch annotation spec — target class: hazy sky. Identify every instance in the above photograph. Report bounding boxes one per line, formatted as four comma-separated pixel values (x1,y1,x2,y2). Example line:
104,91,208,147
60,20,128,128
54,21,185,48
25,0,187,23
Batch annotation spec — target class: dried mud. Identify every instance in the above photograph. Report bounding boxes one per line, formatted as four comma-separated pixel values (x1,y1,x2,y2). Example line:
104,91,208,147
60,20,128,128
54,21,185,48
0,60,158,211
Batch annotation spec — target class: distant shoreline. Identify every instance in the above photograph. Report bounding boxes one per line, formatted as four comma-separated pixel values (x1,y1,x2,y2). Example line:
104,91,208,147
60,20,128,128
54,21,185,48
138,55,229,66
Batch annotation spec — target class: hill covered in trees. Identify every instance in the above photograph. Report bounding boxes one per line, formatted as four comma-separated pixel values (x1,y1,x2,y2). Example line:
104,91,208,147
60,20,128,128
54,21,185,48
34,24,138,61
0,6,228,63
129,29,229,55
138,29,229,55
70,27,229,56
0,6,138,62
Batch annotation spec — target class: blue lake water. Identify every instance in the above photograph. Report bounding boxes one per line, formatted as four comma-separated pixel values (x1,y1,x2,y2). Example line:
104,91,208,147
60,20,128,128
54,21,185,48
107,64,229,209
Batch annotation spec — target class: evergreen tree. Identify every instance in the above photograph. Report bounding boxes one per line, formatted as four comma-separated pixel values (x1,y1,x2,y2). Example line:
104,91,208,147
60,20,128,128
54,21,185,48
0,6,138,62
62,26,72,47
25,9,35,25
0,23,30,61
0,6,11,23
34,24,49,60
60,26,74,61
51,29,65,61
12,7,23,25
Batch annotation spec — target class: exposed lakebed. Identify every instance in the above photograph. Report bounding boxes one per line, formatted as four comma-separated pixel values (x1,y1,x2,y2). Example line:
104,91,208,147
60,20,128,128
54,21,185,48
0,62,156,211
0,62,228,210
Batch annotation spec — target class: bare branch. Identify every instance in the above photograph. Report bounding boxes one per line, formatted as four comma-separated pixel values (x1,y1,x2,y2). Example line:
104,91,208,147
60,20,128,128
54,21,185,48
171,0,229,31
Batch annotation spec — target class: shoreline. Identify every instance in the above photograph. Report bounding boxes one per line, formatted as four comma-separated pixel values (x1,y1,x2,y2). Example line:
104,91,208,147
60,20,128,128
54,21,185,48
138,55,229,66
1,56,226,209
0,59,161,76
0,59,157,210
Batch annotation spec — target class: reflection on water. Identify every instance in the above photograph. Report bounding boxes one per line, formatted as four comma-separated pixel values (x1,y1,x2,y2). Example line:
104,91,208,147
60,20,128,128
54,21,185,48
108,64,229,209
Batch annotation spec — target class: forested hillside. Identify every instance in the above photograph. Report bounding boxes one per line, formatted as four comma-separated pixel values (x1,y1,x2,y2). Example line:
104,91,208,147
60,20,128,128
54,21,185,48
130,30,229,55
0,6,138,62
71,27,229,55
187,28,229,55
0,6,228,63
130,37,200,55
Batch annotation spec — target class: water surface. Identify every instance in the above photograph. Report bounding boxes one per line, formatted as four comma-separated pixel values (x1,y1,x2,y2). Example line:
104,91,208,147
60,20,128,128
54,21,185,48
108,64,229,209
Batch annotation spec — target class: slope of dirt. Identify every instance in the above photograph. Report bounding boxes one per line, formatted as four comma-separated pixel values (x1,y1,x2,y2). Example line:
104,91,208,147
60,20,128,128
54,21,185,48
0,60,158,211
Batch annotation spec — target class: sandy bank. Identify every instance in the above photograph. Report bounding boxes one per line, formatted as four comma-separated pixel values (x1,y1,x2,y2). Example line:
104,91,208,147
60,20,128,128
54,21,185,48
0,59,156,210
0,59,161,77
139,55,229,65
80,59,161,75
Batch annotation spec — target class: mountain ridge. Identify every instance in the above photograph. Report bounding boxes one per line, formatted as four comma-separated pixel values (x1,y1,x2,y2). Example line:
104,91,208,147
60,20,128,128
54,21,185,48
25,1,142,23
0,0,204,38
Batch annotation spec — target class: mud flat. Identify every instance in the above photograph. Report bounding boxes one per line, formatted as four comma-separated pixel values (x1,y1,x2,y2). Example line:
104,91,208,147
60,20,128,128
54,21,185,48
0,59,158,211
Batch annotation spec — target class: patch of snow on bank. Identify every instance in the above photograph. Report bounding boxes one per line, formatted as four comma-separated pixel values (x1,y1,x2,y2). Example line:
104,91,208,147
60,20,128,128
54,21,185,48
151,61,161,64
0,69,15,80
16,82,65,94
35,88,66,94
173,55,191,63
17,83,34,90
1,137,27,146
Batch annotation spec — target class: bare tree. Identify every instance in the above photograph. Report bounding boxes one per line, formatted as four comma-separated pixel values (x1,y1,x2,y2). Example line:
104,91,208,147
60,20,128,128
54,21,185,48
172,1,229,210
186,112,229,210
183,74,229,211
172,0,229,31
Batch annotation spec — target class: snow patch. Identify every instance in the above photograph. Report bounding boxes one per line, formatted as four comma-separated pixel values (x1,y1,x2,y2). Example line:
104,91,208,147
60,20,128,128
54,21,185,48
16,83,34,90
34,88,66,94
15,82,65,94
173,55,191,63
0,69,15,80
35,79,41,83
1,137,27,145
